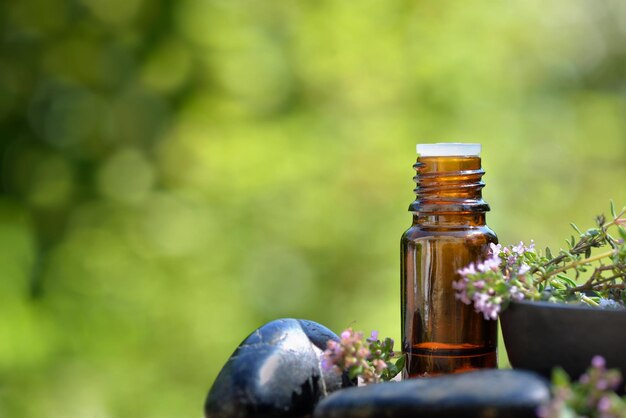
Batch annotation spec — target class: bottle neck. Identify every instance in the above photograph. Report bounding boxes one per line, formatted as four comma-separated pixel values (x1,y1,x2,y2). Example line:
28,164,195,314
413,213,486,227
409,155,490,226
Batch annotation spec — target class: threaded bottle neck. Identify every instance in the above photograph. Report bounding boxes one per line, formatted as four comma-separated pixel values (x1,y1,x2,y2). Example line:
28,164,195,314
409,155,490,217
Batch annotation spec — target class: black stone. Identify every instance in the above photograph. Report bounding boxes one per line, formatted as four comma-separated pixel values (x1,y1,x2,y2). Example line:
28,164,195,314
205,318,353,418
314,369,550,418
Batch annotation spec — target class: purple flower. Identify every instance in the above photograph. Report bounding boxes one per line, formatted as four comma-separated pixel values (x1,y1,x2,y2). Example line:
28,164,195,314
454,239,542,321
471,292,500,320
498,241,535,268
481,256,501,272
593,355,606,370
512,242,525,254
454,289,471,305
321,328,399,384
512,240,535,254
598,396,612,412
509,286,525,301
489,242,502,255
372,358,387,373
596,378,609,391
517,264,531,275
458,264,477,276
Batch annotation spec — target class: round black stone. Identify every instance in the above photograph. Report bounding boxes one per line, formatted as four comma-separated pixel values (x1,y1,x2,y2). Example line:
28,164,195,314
313,369,550,418
204,318,352,418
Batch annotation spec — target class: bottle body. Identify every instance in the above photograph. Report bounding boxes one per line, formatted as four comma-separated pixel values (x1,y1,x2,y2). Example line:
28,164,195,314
401,152,498,377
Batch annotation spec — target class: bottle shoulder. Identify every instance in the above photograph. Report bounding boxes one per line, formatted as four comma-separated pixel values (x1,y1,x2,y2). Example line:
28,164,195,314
401,224,497,243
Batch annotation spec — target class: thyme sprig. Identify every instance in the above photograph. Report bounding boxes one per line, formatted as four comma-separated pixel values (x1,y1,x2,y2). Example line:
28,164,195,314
534,202,625,286
321,328,405,384
538,356,626,418
453,203,626,319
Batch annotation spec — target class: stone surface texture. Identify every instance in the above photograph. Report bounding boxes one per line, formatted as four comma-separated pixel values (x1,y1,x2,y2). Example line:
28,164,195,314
205,318,351,418
501,300,626,381
313,369,550,418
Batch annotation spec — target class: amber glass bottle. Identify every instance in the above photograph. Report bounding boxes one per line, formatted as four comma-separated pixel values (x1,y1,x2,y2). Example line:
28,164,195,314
401,143,498,378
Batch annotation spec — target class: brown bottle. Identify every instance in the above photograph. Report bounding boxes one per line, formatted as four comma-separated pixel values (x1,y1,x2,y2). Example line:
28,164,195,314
401,143,498,378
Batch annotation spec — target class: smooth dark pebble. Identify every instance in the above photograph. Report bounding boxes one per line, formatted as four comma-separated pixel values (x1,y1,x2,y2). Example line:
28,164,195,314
314,369,550,418
205,318,352,418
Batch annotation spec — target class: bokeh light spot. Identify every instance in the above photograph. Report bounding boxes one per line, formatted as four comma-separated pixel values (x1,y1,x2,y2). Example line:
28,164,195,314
27,155,74,209
28,81,101,149
98,149,155,205
140,39,193,94
242,246,316,316
140,193,214,256
80,0,145,26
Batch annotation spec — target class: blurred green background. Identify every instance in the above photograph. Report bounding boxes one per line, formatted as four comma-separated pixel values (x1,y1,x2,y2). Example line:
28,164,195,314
1,0,625,416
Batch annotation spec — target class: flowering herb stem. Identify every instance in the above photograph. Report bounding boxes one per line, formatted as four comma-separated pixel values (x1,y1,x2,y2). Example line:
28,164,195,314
580,295,599,306
532,207,625,276
539,249,617,283
538,356,626,418
453,203,626,319
321,328,405,384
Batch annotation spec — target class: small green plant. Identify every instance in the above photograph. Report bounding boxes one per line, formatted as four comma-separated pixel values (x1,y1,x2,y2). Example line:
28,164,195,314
454,203,626,319
321,328,405,384
538,356,626,418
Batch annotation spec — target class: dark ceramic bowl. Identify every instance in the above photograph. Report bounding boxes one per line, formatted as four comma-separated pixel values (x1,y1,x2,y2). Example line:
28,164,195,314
500,300,626,381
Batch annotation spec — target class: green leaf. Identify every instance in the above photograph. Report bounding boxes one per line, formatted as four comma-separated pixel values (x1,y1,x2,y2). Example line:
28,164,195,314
610,200,617,219
394,354,406,371
524,252,538,262
570,223,582,234
618,226,626,242
348,365,364,380
551,367,571,387
545,247,553,260
382,337,394,353
495,282,509,293
555,274,577,287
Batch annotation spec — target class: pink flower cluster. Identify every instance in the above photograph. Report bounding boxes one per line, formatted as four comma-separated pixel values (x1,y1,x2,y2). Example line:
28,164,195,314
453,242,534,320
453,252,503,320
538,356,626,418
322,329,370,372
321,329,389,384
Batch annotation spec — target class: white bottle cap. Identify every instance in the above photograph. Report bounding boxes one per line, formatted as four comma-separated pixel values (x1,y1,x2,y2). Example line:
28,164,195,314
416,143,481,156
